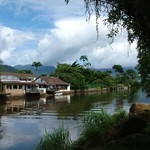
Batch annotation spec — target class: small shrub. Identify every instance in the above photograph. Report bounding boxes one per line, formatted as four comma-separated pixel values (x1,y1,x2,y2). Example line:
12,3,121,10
74,109,127,148
35,124,72,150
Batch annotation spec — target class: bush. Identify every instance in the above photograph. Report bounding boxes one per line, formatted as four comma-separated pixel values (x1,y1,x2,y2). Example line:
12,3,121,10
35,124,72,150
73,109,127,149
35,110,128,150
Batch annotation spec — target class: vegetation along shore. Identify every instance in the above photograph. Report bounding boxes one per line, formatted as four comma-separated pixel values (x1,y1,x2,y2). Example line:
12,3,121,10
35,103,150,150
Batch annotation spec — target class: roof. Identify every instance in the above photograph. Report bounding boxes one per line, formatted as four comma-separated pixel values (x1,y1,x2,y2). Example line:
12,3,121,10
0,72,68,86
0,72,36,80
1,81,36,85
39,76,68,85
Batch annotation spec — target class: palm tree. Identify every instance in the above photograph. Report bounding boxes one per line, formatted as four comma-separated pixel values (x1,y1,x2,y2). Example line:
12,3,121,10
79,55,91,68
31,61,42,71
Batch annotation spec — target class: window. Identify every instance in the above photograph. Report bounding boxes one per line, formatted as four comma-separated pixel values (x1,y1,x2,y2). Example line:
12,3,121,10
7,85,12,89
19,85,22,89
13,85,17,89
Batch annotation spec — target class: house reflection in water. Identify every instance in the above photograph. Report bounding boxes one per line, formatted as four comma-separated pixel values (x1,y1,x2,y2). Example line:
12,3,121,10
5,99,25,113
4,95,71,115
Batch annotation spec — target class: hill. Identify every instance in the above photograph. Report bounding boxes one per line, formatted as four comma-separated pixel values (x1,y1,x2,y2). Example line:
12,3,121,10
14,64,56,75
0,65,17,72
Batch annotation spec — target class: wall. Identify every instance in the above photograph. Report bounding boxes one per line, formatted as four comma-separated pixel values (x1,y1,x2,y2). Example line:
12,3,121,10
5,89,25,97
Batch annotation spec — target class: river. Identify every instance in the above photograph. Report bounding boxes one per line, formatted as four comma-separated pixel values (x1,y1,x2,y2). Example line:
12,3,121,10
0,89,150,150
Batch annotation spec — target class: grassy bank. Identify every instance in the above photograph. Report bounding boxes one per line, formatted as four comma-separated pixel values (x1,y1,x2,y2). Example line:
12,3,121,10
35,110,150,150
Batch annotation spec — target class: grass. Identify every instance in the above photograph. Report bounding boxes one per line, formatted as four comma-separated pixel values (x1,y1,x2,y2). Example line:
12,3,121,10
35,124,72,150
72,109,127,149
35,110,129,150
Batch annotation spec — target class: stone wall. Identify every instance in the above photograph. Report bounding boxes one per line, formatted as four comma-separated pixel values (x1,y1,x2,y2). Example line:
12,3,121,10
5,89,25,97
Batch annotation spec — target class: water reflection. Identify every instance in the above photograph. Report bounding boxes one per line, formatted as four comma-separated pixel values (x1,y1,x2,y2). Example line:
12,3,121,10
1,89,149,117
0,90,150,150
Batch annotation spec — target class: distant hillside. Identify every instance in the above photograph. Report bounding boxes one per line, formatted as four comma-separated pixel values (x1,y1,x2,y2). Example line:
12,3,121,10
0,65,17,72
0,64,136,76
14,64,56,75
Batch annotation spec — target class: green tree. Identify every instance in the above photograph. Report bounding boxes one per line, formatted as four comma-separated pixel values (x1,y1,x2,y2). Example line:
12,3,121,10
31,61,42,71
66,0,150,94
79,55,91,68
125,69,139,87
112,65,126,85
51,63,86,90
71,55,91,68
112,65,124,74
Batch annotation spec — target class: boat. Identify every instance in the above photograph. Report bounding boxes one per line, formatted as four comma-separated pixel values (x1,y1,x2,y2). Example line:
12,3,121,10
54,91,63,96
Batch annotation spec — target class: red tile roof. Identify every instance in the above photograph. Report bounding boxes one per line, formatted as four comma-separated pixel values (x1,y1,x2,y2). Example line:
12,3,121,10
0,72,36,80
40,76,68,85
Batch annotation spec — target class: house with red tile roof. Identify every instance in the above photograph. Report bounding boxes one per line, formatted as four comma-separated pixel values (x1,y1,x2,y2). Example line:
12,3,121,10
34,76,70,95
0,72,70,97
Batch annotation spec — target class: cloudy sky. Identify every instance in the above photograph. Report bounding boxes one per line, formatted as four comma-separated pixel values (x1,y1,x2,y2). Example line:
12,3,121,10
0,0,138,68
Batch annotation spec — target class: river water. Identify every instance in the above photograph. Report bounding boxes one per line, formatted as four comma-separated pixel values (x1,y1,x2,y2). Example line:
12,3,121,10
0,89,150,150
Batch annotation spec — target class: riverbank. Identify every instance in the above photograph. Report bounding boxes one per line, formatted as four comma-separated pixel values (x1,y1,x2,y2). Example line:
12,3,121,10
0,87,110,99
35,104,150,150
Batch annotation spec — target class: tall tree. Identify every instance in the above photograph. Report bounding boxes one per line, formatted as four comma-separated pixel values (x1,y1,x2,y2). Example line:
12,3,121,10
79,55,91,68
31,62,42,71
112,65,124,74
112,65,125,84
72,55,91,68
51,63,86,90
66,0,150,94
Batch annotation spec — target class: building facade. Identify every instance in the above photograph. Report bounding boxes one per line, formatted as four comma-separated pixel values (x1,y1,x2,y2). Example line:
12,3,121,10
0,72,70,97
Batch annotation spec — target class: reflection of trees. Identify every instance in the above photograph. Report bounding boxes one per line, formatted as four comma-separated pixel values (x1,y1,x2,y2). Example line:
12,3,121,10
56,92,114,119
0,99,5,116
127,88,139,103
112,89,139,112
0,90,141,117
0,100,5,140
0,119,3,140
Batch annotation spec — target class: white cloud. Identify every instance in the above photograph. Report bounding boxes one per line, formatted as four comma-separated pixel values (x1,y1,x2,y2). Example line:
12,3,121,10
0,16,138,68
0,26,36,64
33,16,138,68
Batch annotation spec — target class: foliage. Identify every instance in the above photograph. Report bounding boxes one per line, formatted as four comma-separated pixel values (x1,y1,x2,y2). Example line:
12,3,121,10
66,0,150,94
32,62,42,71
35,124,72,150
76,110,127,145
52,61,139,90
71,55,91,68
112,64,139,87
35,110,150,150
51,63,86,90
71,110,128,150
79,55,91,68
35,110,128,150
112,65,124,74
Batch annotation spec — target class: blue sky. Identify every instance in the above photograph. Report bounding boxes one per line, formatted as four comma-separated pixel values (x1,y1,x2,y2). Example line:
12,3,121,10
0,0,138,68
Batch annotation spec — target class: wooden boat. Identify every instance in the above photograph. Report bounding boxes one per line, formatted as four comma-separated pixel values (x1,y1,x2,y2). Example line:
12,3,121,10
54,91,63,96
